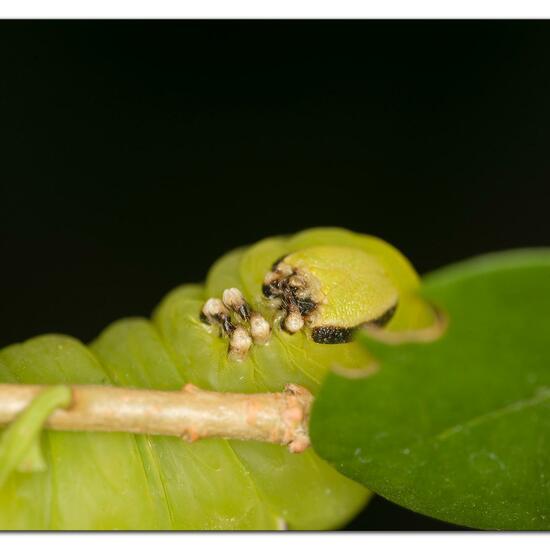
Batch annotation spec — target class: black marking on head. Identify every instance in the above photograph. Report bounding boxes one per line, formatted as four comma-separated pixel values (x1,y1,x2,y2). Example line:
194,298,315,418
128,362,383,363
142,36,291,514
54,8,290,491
238,303,251,321
312,326,355,344
368,302,398,328
200,308,235,337
221,317,236,335
295,296,317,316
263,284,275,298
311,303,399,344
264,257,323,332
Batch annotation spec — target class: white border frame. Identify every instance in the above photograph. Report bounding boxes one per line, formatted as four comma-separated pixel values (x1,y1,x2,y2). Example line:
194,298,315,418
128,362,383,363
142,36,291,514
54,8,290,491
2,1,550,19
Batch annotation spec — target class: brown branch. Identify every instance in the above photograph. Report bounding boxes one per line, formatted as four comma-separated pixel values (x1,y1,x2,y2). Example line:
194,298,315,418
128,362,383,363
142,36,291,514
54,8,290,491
0,383,313,453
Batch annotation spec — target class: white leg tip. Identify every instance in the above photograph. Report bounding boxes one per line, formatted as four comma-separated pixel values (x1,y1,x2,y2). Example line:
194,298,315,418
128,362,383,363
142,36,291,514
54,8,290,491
229,326,253,361
250,312,271,344
284,312,304,333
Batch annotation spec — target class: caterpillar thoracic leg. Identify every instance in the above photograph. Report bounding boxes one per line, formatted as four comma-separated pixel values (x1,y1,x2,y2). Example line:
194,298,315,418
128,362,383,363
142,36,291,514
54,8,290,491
201,287,271,360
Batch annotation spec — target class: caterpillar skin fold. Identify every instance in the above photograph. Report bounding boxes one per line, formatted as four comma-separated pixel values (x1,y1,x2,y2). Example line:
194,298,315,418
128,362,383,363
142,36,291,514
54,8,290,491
0,228,434,530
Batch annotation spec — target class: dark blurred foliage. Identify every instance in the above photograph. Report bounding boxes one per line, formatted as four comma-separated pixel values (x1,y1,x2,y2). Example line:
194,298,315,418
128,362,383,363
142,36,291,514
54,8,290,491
1,20,549,529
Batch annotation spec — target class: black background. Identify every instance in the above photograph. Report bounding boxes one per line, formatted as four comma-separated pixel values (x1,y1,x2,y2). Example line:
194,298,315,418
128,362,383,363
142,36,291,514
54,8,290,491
1,20,549,530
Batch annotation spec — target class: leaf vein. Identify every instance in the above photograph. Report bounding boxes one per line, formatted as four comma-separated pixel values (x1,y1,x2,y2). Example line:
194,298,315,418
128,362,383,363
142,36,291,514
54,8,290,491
435,387,550,442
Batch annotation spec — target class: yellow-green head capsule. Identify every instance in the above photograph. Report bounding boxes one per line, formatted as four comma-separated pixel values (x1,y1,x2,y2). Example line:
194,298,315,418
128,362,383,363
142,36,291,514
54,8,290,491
263,245,399,343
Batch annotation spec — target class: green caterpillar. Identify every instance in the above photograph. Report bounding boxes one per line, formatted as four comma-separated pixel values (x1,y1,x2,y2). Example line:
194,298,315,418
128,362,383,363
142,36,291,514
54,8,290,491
0,227,434,530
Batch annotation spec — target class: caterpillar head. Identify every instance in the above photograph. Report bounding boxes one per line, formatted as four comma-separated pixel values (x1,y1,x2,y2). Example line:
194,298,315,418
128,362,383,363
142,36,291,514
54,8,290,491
263,245,398,344
202,242,402,360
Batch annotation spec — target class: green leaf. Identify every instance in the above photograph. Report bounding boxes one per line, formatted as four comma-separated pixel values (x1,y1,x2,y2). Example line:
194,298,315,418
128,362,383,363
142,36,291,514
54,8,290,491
310,249,550,530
